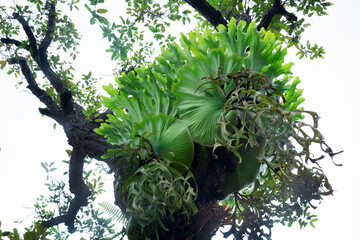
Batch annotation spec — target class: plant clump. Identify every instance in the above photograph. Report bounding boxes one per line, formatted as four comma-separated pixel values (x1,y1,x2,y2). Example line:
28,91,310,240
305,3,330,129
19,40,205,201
95,18,340,239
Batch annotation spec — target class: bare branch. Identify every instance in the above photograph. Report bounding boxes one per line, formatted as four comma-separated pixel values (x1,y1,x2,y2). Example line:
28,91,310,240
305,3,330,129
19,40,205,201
0,38,29,50
184,0,228,29
257,0,297,30
5,1,118,233
8,57,61,115
39,1,56,59
12,2,68,99
12,12,37,56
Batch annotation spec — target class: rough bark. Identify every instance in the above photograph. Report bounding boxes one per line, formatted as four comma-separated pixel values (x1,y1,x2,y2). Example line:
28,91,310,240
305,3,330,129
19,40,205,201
184,0,228,28
257,0,297,30
185,0,297,31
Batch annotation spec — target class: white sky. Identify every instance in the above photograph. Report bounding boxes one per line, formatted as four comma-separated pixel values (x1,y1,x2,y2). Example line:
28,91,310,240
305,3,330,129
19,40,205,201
0,0,360,239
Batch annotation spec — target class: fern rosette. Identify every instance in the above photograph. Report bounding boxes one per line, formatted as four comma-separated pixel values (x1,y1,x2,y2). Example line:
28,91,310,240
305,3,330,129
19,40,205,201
95,18,321,238
132,114,194,170
167,19,303,194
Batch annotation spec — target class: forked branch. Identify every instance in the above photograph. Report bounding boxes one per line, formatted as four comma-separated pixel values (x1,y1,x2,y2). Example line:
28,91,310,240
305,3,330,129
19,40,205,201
257,0,297,30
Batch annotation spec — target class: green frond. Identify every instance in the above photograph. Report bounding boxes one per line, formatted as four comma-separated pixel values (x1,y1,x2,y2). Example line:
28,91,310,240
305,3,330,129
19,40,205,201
98,201,125,223
132,114,194,170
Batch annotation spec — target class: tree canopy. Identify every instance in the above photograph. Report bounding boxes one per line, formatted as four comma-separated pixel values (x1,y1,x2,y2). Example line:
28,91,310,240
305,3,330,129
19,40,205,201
0,0,341,239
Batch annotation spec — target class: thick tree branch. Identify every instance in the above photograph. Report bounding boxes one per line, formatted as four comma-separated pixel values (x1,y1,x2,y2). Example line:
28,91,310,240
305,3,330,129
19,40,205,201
0,38,29,50
13,2,68,100
257,0,297,30
12,12,37,56
60,90,75,114
40,109,117,230
43,147,91,232
39,1,56,60
8,57,60,115
39,107,60,119
184,0,228,29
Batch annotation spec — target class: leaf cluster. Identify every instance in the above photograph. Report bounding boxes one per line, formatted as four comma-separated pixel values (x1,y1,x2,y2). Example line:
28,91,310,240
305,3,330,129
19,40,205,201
94,18,340,239
124,160,197,239
84,0,194,71
33,160,121,239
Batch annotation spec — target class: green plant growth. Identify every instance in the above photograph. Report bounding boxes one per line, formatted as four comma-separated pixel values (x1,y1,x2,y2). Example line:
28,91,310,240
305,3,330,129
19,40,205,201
0,0,340,239
95,18,338,239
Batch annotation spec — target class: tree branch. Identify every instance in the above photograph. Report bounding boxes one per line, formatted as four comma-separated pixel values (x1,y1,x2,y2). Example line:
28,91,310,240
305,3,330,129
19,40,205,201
12,12,37,56
13,2,68,99
39,1,56,60
0,38,29,50
43,147,91,232
8,57,60,115
257,0,297,30
184,0,228,29
5,1,119,233
60,90,75,114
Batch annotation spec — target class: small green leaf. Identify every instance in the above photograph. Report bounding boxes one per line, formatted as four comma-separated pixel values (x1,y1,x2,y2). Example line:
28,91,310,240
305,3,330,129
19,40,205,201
96,8,108,14
0,60,7,69
40,162,47,171
65,149,72,156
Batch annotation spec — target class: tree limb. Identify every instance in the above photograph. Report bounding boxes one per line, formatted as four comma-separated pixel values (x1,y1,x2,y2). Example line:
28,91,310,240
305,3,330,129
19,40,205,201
43,147,91,232
184,0,228,29
0,38,29,50
12,12,37,57
257,0,297,30
60,90,75,114
39,1,56,61
5,1,119,233
13,2,68,98
8,57,61,115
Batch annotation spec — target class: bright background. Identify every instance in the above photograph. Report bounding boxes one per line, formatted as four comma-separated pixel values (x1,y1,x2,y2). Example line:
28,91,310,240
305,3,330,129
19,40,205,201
0,1,359,239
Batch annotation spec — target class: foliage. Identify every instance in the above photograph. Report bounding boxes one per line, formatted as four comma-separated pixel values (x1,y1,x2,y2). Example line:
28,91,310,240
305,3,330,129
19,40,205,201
84,0,193,72
94,18,339,238
0,0,340,239
206,0,332,59
85,0,332,75
0,221,48,240
34,160,122,240
124,160,197,239
0,161,122,240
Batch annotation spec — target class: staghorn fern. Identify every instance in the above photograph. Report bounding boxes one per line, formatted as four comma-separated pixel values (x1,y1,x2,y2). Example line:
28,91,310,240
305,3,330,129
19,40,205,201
95,18,338,239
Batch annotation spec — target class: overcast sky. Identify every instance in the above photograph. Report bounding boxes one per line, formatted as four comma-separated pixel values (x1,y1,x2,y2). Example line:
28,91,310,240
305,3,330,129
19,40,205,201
0,0,360,239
